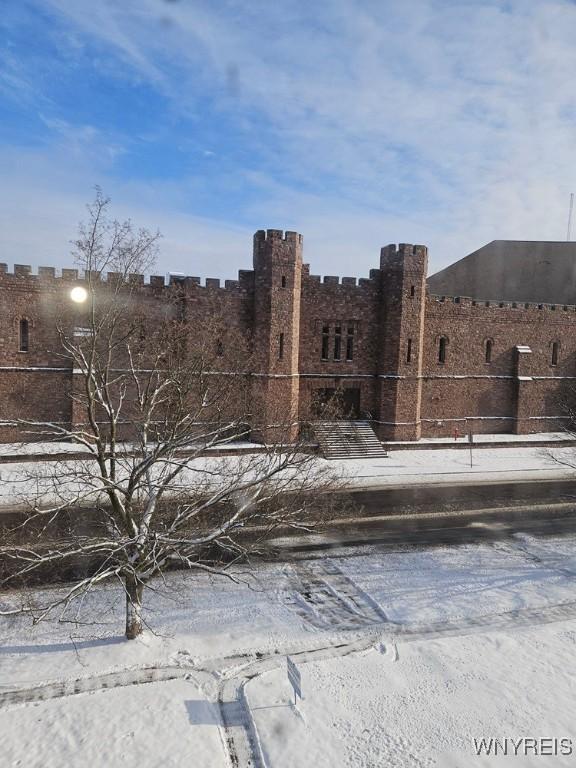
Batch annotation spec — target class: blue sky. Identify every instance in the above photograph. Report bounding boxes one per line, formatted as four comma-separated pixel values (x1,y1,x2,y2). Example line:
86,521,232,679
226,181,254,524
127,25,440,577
2,0,576,279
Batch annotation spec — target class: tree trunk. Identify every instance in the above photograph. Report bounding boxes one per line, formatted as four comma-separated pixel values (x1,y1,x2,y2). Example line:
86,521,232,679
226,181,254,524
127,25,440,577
125,573,144,639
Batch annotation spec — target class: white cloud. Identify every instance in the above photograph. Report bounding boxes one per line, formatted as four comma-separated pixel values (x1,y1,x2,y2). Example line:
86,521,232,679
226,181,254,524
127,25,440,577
3,0,576,279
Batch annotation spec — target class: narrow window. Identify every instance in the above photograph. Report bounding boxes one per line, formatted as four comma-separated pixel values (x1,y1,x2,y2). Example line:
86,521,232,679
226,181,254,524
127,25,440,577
19,319,29,352
438,336,447,364
321,325,330,360
410,285,415,297
346,326,354,361
281,275,286,288
407,338,412,363
485,339,492,363
279,332,284,360
334,326,342,360
552,342,559,366
216,339,224,357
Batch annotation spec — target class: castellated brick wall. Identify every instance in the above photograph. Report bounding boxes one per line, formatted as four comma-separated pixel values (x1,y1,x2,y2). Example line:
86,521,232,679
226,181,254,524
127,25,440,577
421,297,576,437
0,233,574,443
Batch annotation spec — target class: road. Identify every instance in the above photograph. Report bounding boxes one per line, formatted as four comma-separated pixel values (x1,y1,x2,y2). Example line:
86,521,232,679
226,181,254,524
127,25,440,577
347,478,576,516
4,478,576,579
269,478,576,555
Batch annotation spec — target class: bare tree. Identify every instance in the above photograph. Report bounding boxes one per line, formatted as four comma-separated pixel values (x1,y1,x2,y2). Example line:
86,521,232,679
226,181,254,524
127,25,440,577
0,191,339,639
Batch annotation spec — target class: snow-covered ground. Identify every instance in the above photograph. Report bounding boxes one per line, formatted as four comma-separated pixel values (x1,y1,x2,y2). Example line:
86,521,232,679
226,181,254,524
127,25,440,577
2,533,576,766
392,431,573,445
339,444,576,488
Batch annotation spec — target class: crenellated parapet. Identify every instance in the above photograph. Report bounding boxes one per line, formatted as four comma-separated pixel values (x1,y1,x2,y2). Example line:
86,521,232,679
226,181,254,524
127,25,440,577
253,229,303,245
0,264,256,295
428,293,576,314
380,242,428,260
303,268,382,290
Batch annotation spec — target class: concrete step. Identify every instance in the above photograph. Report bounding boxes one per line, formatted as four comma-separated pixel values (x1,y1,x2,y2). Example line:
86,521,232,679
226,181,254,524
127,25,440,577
312,420,388,460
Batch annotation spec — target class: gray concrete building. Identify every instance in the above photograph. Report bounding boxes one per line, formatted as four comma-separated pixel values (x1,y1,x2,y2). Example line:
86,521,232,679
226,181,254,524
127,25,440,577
428,240,576,304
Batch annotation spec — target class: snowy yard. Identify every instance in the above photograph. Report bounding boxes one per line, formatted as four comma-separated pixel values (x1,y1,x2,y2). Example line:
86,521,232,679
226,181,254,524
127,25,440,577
340,444,576,488
2,534,576,766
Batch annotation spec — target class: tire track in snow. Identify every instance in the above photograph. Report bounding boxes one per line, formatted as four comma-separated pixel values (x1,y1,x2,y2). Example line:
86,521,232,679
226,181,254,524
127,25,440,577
213,634,381,768
394,599,576,641
0,665,184,707
281,551,576,641
283,560,388,631
497,534,576,580
0,634,380,768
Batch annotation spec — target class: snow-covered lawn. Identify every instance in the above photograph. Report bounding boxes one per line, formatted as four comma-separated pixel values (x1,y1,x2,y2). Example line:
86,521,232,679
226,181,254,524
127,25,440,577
1,677,223,768
2,534,576,766
248,625,576,768
339,445,576,488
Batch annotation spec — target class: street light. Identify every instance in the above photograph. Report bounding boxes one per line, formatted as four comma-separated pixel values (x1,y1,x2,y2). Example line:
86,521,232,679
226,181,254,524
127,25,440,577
70,286,88,303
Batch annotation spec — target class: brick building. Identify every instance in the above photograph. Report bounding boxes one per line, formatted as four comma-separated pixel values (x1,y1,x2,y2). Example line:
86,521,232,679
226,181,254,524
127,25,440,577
0,229,574,443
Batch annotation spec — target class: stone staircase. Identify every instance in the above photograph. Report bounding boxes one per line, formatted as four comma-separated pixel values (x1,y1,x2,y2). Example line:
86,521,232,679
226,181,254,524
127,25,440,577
313,420,388,460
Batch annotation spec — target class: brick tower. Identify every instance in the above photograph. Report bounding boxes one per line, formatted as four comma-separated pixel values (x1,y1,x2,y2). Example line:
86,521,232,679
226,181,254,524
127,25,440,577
251,229,303,442
377,243,428,440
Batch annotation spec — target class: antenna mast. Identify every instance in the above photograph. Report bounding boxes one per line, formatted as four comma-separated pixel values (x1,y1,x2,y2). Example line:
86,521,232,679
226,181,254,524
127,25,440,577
568,193,574,241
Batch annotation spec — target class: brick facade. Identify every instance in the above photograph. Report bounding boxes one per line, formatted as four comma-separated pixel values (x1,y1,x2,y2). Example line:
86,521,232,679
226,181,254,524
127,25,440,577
0,231,574,443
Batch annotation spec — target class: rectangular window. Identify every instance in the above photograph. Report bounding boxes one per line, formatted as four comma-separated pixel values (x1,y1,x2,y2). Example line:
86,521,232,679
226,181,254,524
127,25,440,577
279,332,284,360
321,325,330,360
438,337,447,364
334,326,342,360
346,326,354,361
19,319,29,352
552,342,559,366
406,338,412,363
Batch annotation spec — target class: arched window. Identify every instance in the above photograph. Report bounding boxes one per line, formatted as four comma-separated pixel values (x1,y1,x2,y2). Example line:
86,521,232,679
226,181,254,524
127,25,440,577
485,339,493,364
19,319,29,352
438,336,447,364
551,341,559,366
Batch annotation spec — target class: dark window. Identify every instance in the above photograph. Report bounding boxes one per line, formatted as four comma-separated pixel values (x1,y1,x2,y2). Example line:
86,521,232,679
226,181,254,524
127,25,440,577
552,342,559,366
334,326,342,360
407,338,412,363
485,339,492,363
279,332,284,360
321,325,330,360
281,275,286,288
346,326,354,361
410,285,415,297
216,339,224,357
438,336,447,364
19,319,29,352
